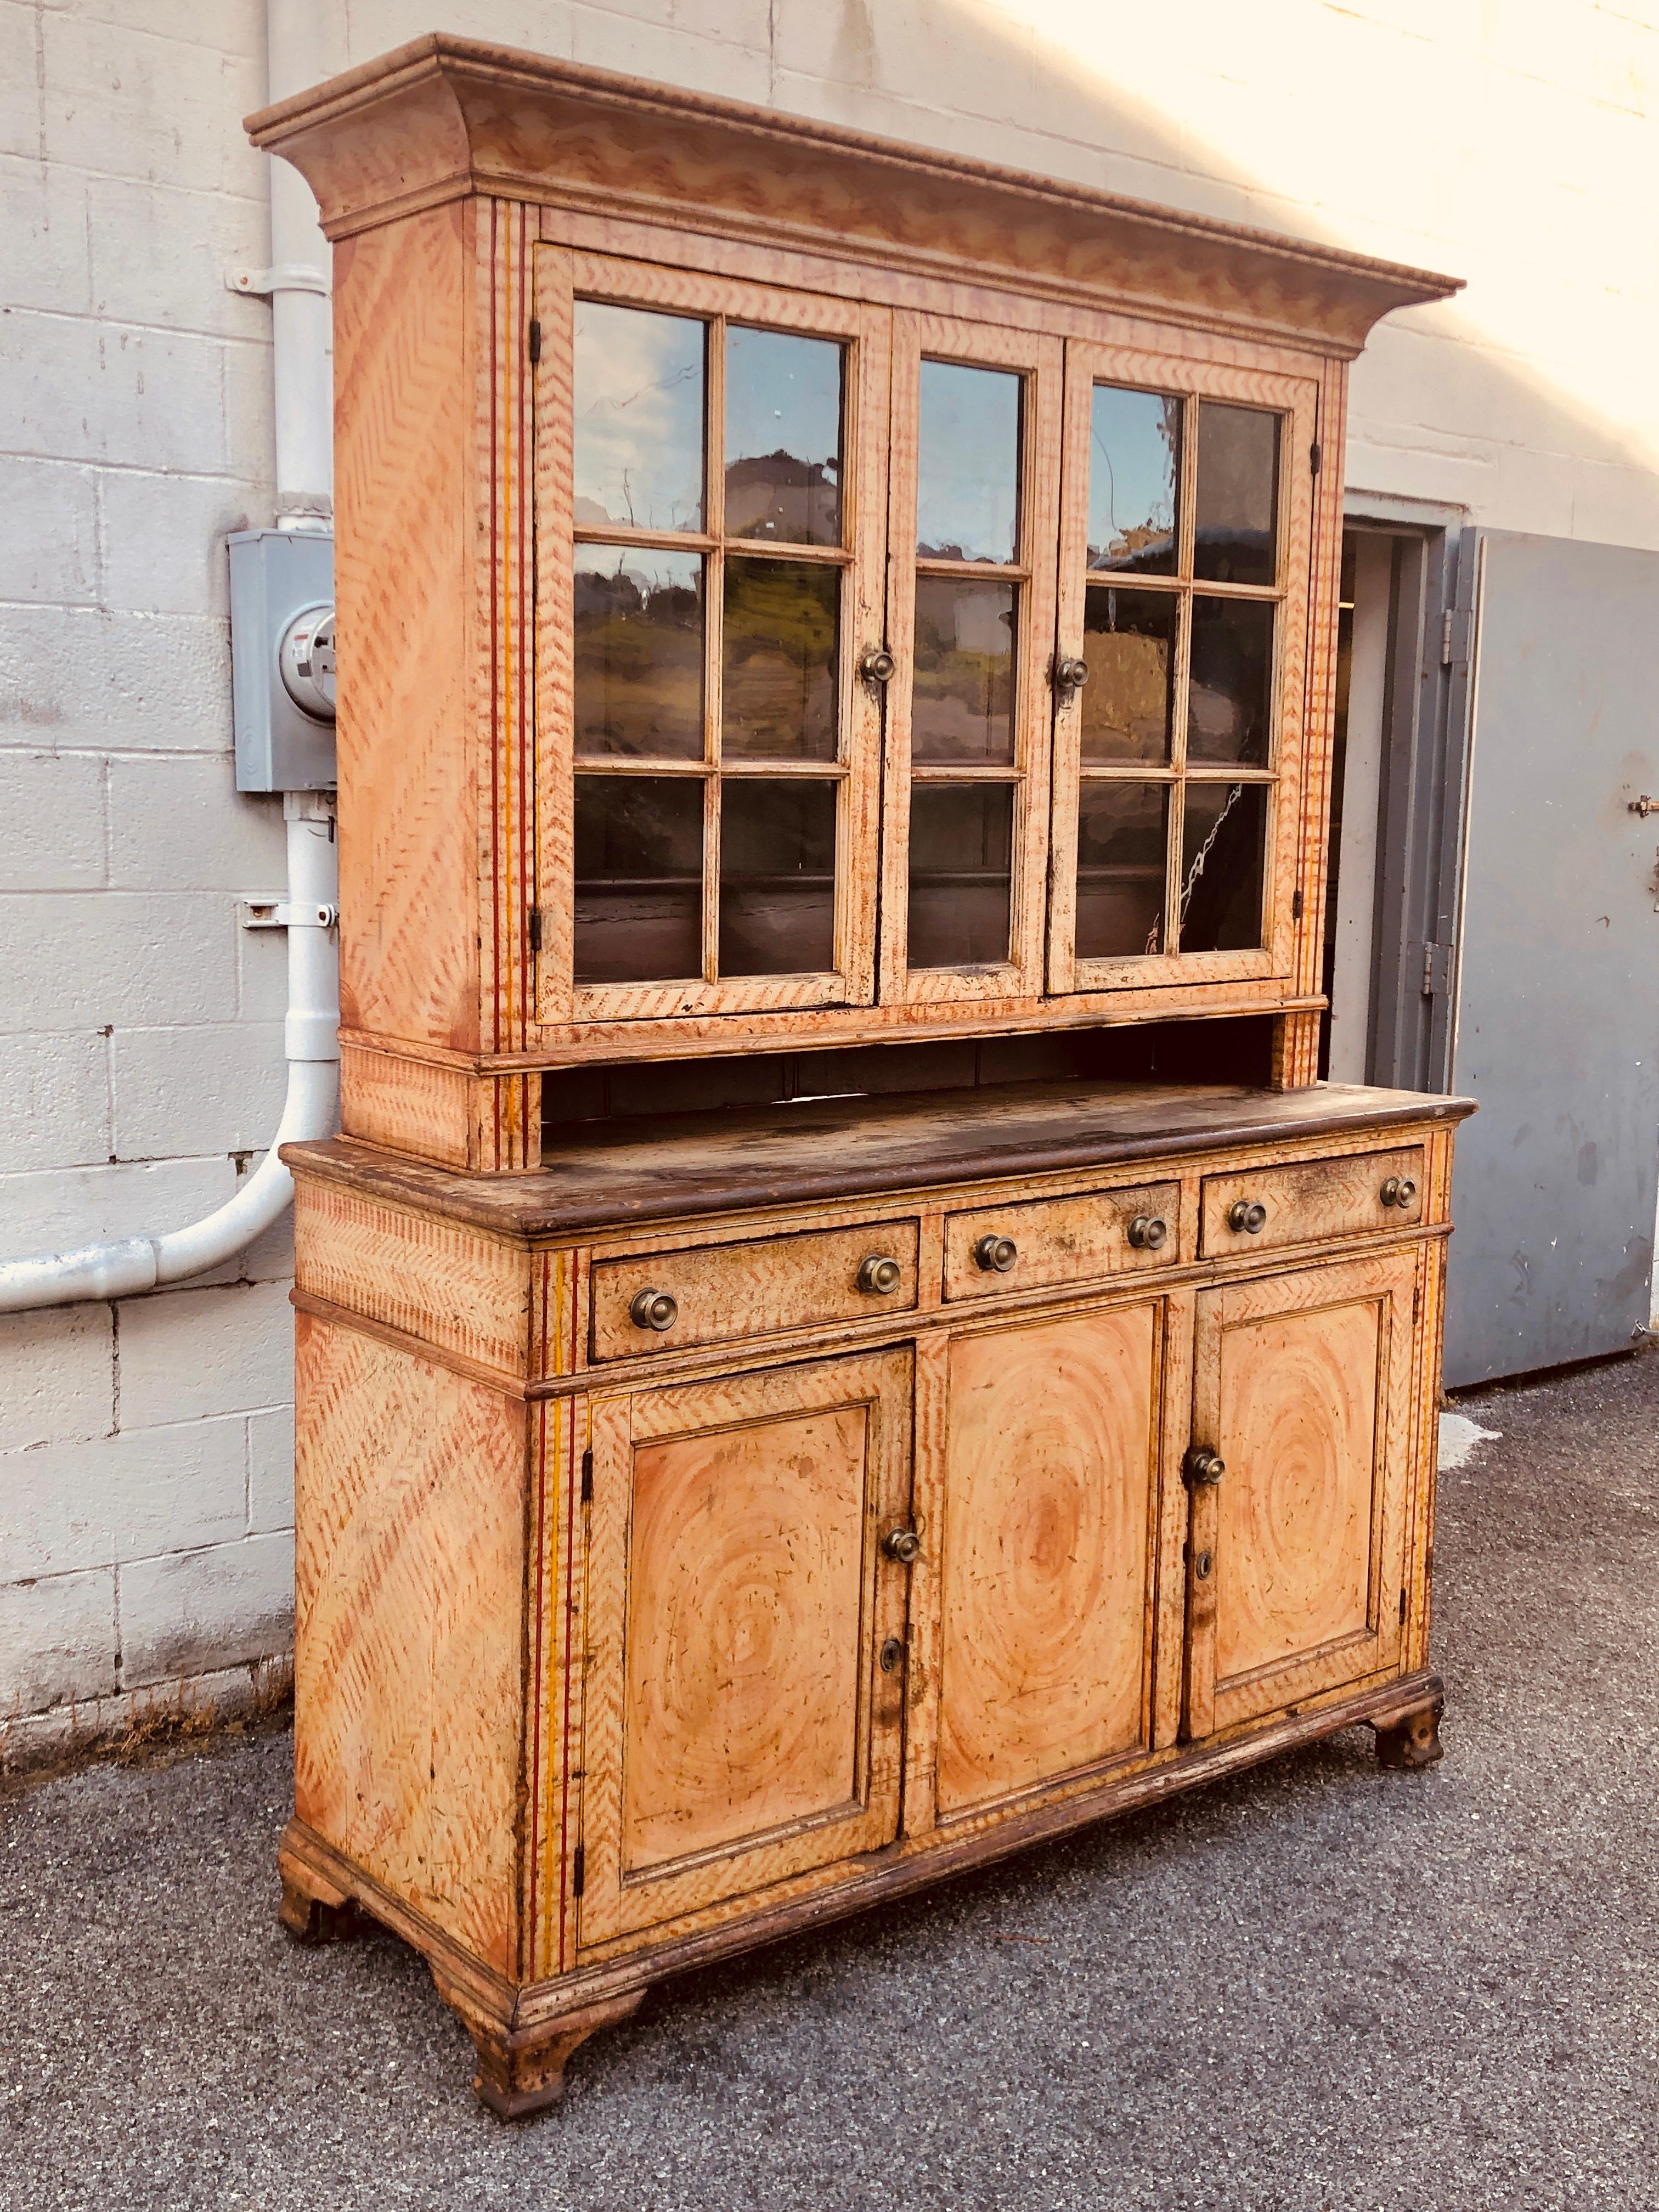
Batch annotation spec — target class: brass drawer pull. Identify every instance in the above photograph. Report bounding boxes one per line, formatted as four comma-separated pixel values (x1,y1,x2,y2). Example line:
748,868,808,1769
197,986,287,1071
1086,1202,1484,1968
859,645,896,685
882,1528,922,1565
629,1288,679,1332
973,1233,1018,1273
1227,1199,1268,1235
1184,1447,1226,1487
857,1254,904,1295
1127,1214,1168,1251
1380,1176,1418,1210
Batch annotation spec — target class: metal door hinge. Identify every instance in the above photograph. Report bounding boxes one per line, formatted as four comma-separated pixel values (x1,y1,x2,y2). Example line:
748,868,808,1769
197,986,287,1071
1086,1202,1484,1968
572,1843,585,1898
580,1448,593,1504
528,908,543,953
1310,441,1321,476
1441,609,1472,668
1421,940,1453,997
528,318,542,365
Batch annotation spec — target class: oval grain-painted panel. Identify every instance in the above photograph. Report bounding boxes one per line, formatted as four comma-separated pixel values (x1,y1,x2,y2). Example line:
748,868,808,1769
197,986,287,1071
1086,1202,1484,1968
623,1402,870,1872
937,1305,1157,1816
1214,1296,1380,1686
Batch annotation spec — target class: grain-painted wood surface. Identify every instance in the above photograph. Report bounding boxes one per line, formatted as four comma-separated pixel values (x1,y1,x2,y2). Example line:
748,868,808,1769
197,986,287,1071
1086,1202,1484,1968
292,1310,528,1976
1199,1144,1425,1256
589,1219,920,1362
941,1181,1180,1302
579,1351,911,1951
936,1305,1160,1815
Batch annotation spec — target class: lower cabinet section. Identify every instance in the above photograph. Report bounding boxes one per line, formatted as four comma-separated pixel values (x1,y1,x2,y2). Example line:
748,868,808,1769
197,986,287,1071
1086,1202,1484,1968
579,1350,913,1948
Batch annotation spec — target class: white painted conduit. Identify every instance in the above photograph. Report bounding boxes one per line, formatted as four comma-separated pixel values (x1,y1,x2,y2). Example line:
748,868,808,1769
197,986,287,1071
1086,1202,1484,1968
0,0,337,1314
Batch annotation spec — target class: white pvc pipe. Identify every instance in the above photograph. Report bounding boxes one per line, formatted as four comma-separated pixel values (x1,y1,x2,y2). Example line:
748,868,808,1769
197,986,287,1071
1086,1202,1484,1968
267,0,333,527
0,797,339,1314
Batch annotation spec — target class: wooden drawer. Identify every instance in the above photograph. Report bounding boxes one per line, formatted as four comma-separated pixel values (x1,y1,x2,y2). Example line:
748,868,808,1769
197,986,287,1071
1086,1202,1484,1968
943,1182,1181,1302
589,1220,921,1361
1199,1145,1425,1257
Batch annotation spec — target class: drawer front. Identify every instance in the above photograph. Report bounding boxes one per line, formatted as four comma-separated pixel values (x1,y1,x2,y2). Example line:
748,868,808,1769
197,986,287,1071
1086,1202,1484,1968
1199,1145,1425,1257
943,1182,1181,1302
590,1220,921,1361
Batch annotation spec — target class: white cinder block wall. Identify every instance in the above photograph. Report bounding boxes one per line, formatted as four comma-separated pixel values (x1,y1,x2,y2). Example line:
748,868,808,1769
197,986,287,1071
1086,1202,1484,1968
3,0,1657,1757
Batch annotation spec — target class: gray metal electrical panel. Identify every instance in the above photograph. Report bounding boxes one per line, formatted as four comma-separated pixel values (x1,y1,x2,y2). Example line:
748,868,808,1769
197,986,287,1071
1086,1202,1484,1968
228,528,337,792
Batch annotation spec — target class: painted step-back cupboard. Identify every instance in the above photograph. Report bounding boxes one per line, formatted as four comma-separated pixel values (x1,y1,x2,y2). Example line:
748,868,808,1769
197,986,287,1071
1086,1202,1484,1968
252,35,1472,2118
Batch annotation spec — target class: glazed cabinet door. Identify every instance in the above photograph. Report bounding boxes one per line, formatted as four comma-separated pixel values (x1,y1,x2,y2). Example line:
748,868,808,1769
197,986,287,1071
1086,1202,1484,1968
1183,1250,1418,1739
579,1350,912,1952
927,1300,1183,1825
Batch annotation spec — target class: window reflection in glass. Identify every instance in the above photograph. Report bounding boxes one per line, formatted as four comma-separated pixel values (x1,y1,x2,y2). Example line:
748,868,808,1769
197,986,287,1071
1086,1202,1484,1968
912,578,1016,765
1075,782,1169,958
1194,402,1279,585
573,302,706,535
573,548,703,758
719,779,837,975
725,328,843,548
573,775,704,984
722,556,839,760
1178,780,1266,952
916,361,1022,563
1080,587,1177,764
1088,385,1180,577
1188,596,1274,766
907,783,1014,968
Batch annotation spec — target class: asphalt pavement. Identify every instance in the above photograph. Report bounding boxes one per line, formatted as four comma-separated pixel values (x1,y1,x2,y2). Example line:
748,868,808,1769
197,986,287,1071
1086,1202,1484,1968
4,1347,1658,2211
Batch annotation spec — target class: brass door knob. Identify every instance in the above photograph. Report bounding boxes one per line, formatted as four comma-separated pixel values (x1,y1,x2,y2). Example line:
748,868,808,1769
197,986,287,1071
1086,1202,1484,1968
1380,1176,1418,1210
1184,1446,1226,1487
857,1254,904,1295
1052,653,1090,695
1227,1199,1268,1235
859,645,896,685
974,1233,1018,1273
1127,1214,1169,1251
882,1528,922,1565
629,1288,679,1331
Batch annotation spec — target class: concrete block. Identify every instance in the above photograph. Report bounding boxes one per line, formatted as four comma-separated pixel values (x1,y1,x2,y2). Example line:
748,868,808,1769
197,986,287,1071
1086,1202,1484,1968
0,1301,112,1453
236,917,292,1023
86,173,267,341
41,13,266,200
247,1403,295,1536
236,1193,296,1286
0,751,106,889
0,605,233,754
0,1568,118,1714
62,1,264,59
117,1277,294,1427
0,1413,247,1581
0,1155,236,1248
1572,458,1659,552
110,1021,286,1158
0,456,98,605
117,1530,294,1689
0,152,89,317
0,308,229,475
96,469,257,621
566,8,774,102
106,755,284,890
0,1029,110,1170
0,3,39,164
0,891,240,1031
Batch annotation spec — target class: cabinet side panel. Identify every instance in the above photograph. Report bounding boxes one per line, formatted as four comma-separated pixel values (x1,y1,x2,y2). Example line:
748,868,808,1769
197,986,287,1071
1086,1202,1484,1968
333,199,480,1055
293,1312,528,1976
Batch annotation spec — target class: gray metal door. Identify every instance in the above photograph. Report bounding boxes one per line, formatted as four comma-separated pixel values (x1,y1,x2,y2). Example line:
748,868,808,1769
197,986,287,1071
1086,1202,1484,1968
1445,531,1659,1386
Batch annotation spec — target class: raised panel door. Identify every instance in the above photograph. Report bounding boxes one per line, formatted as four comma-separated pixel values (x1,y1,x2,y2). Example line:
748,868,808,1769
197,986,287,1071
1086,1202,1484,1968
1184,1250,1417,1739
579,1349,912,1951
935,1304,1166,1819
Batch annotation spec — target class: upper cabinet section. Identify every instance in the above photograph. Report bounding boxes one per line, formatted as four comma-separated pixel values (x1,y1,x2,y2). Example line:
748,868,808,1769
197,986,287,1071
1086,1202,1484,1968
250,39,1462,1125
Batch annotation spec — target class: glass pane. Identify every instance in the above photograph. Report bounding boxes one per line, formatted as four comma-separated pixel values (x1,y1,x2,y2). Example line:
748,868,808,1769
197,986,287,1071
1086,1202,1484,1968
1088,385,1180,577
723,556,839,760
573,547,703,758
1188,596,1274,766
725,327,843,548
573,775,703,985
1075,783,1169,960
573,301,704,534
1194,401,1279,585
907,782,1014,968
719,779,837,977
916,360,1021,563
1080,586,1176,765
912,578,1016,765
1178,781,1267,953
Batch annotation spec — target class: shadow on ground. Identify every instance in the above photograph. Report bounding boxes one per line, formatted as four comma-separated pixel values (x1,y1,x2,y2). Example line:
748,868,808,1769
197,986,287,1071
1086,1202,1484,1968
4,1349,1657,2210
